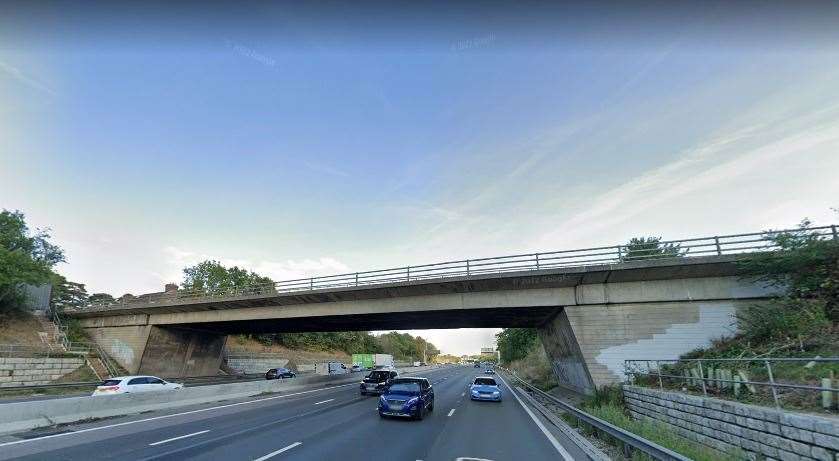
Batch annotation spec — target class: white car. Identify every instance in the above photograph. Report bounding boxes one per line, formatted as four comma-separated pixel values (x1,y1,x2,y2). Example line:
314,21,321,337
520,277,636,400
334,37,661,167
92,376,183,396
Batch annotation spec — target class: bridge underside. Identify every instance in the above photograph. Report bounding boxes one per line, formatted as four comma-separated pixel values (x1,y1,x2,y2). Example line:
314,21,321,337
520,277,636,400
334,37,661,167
182,305,560,334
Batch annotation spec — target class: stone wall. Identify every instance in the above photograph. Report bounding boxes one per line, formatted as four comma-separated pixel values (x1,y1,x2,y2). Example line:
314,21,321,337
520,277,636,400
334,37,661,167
624,385,839,460
0,357,86,387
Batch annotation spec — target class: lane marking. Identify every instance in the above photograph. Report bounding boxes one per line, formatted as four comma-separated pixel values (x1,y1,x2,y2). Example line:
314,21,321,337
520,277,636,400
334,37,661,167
0,367,456,450
0,382,359,448
148,430,209,446
447,409,456,417
253,442,302,461
313,399,334,405
495,373,574,461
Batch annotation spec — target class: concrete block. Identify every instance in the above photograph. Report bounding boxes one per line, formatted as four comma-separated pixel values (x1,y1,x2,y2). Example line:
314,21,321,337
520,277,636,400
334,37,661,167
812,433,839,452
809,446,832,461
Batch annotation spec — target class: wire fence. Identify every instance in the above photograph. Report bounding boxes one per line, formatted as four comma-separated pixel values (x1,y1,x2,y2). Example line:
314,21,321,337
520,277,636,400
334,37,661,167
625,357,839,414
76,224,838,311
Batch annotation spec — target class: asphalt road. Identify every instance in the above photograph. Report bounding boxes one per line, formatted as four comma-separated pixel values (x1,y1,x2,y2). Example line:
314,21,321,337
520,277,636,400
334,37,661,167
0,366,584,461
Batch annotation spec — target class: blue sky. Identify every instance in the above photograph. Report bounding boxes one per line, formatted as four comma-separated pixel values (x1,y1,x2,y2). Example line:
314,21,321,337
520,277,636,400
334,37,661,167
3,2,839,354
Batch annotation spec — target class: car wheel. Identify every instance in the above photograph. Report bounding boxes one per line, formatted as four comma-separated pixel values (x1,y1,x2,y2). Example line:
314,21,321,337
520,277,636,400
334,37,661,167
378,412,386,418
415,405,425,420
428,400,434,412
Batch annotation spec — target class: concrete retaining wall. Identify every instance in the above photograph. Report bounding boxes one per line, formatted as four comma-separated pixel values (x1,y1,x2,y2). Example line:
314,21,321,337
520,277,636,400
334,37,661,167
624,385,839,461
0,357,85,387
227,357,289,374
0,364,440,435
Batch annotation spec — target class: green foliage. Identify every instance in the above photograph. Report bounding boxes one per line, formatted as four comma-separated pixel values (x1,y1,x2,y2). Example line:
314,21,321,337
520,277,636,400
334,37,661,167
736,298,830,343
495,328,537,364
49,272,89,312
737,219,839,322
376,332,440,362
621,236,684,262
181,260,274,295
0,210,65,316
88,293,115,304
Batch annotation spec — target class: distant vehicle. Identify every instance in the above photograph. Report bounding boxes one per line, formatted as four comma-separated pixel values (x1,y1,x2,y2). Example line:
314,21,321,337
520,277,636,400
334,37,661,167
470,377,502,401
351,353,374,370
351,364,364,372
315,362,348,375
360,368,398,395
412,361,421,367
92,376,183,396
420,362,427,366
484,368,495,374
378,377,434,419
374,353,394,368
265,367,295,379
474,362,481,368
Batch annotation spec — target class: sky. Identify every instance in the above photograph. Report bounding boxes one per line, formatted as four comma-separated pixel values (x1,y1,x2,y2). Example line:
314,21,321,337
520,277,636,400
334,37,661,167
2,1,839,355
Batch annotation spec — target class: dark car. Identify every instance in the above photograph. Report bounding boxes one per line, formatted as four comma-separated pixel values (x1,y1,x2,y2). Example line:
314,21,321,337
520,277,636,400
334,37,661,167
378,377,434,420
360,369,398,395
265,367,295,379
474,362,481,368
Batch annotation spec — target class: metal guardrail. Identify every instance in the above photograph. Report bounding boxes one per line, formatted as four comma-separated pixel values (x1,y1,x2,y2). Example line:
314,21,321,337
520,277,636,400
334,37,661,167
502,367,691,461
76,224,838,311
0,374,266,392
625,357,839,411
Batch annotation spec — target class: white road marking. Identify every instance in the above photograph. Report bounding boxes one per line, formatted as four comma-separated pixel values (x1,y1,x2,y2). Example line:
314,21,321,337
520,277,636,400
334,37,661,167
447,408,456,417
495,373,574,461
253,442,302,461
148,430,210,446
0,382,359,448
313,399,334,405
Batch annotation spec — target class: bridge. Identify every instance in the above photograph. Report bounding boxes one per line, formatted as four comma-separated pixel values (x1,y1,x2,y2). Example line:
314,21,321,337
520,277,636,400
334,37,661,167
66,226,836,394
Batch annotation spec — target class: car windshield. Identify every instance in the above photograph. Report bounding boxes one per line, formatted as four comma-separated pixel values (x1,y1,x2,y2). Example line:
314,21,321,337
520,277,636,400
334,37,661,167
474,378,497,386
387,382,421,394
100,379,121,386
367,371,390,380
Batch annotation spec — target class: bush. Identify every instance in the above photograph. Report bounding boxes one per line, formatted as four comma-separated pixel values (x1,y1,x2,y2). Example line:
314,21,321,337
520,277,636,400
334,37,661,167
736,298,830,342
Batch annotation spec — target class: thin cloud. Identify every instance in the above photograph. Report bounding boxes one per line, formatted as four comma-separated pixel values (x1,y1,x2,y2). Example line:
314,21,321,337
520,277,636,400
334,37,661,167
0,60,55,96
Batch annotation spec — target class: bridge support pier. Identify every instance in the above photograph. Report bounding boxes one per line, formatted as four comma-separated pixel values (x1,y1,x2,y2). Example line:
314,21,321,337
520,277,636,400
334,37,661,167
137,326,227,377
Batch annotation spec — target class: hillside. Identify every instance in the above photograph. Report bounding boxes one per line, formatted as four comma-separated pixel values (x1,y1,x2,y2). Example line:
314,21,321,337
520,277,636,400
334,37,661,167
226,335,352,367
0,314,51,347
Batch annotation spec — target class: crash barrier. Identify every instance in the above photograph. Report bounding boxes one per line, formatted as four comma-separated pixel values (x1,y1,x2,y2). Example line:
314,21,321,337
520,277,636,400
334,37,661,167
0,365,441,435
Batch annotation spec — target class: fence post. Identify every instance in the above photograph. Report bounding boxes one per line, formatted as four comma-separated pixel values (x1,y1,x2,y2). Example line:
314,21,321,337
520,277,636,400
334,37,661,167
310,278,314,290
714,236,722,255
832,225,838,241
535,253,540,270
617,245,623,261
697,361,708,396
656,360,664,390
466,260,471,276
406,266,411,281
355,273,359,286
765,360,781,410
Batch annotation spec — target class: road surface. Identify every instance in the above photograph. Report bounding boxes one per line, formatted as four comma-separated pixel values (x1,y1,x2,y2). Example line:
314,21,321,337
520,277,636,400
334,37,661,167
0,366,585,461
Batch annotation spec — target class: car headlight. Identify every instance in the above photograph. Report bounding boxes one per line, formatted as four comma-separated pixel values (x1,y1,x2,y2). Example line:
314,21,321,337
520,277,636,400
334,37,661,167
492,391,500,395
405,397,419,407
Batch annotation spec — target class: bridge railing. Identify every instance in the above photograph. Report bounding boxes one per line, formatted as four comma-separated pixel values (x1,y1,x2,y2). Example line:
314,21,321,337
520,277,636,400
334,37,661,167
80,224,838,310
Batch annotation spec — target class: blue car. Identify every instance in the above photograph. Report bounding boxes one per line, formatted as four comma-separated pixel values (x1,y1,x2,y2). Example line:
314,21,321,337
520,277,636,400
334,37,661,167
378,377,434,420
470,376,502,402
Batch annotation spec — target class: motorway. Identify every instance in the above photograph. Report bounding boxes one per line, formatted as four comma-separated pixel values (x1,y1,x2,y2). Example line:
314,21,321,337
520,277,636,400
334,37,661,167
0,366,585,461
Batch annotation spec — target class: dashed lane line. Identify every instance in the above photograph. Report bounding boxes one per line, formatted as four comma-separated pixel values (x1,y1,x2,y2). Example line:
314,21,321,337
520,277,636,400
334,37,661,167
253,442,302,461
148,430,210,446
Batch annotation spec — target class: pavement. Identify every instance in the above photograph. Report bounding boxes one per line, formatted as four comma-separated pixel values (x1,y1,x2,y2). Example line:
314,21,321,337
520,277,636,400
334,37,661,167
0,366,587,461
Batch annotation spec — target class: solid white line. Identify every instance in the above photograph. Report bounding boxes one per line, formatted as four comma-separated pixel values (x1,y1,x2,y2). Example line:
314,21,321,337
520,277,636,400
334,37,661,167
148,430,209,446
447,409,456,417
495,373,574,461
253,442,302,461
313,399,334,405
0,382,359,448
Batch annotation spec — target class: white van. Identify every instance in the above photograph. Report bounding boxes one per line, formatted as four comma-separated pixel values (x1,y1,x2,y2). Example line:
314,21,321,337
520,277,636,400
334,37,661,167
315,362,348,375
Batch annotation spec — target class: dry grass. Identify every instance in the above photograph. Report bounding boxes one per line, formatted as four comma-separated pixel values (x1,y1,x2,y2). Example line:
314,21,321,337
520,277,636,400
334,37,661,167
506,345,558,391
0,313,47,346
227,336,351,366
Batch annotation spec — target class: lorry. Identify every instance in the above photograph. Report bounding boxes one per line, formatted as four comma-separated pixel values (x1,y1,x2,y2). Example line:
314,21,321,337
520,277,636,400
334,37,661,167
315,362,348,375
352,353,394,370
412,361,421,367
373,354,394,369
351,353,374,370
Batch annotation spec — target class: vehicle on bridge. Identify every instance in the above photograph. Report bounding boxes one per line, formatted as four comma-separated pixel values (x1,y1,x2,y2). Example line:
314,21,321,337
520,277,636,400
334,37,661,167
360,368,398,395
378,377,434,420
92,376,183,396
265,367,295,379
470,377,502,402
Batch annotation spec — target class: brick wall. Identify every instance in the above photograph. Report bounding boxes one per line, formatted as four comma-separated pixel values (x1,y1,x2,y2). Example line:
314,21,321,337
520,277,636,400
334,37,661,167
0,357,86,387
624,385,839,461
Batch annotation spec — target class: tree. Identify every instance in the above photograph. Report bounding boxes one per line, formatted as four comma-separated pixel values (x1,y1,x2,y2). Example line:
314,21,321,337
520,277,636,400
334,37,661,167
495,328,538,364
88,293,116,305
620,236,684,262
181,260,274,295
49,273,89,312
0,210,65,315
738,219,839,324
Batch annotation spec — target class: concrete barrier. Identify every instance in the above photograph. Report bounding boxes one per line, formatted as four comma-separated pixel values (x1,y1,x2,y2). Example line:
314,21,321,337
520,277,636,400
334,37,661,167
0,365,443,435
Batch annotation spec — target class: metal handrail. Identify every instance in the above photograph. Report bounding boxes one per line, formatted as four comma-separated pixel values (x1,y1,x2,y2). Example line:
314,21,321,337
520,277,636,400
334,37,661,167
624,357,839,410
502,367,692,461
77,224,838,311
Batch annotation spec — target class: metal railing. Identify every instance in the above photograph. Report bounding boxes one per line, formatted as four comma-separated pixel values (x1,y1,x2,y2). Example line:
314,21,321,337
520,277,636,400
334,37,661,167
502,367,691,461
77,224,838,311
625,357,839,412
